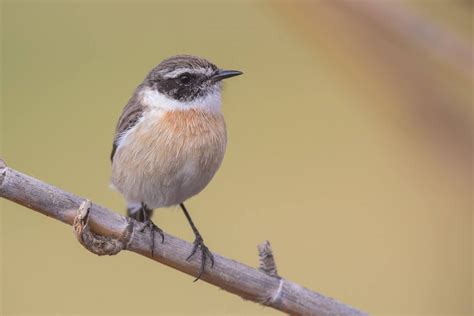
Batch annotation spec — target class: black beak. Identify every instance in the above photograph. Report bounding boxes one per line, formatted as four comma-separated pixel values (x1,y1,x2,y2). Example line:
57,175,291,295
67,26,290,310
211,69,243,82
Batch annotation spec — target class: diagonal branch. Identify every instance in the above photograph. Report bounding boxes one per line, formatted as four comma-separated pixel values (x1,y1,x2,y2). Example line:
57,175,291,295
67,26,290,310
0,159,368,316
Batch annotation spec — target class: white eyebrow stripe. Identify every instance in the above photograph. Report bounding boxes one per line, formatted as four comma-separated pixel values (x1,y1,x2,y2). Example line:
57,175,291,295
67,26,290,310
161,67,214,79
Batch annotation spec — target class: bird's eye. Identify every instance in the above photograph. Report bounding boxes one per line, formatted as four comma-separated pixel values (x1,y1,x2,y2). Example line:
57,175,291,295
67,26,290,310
177,73,193,85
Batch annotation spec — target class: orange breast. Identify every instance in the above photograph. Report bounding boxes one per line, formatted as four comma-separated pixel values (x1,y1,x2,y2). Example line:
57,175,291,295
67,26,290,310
111,109,227,207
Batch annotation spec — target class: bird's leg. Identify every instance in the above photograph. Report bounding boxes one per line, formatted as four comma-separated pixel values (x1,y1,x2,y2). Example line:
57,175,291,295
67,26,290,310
138,202,164,257
180,203,214,282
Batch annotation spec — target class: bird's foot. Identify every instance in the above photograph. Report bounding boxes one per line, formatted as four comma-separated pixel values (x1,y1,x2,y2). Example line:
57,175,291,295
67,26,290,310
186,234,214,282
138,219,164,257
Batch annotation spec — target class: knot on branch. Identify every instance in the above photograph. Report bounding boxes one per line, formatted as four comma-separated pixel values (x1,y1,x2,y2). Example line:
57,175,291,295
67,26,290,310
73,200,133,256
258,241,279,277
257,241,284,306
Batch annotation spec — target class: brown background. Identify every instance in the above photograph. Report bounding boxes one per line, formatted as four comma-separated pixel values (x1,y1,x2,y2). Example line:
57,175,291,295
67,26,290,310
1,1,472,315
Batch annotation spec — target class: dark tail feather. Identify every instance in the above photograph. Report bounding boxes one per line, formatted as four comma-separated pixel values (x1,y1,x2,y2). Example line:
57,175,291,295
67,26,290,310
127,203,153,222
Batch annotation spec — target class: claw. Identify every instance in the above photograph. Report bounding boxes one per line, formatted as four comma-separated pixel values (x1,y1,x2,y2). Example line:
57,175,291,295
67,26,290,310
186,235,214,282
138,220,164,257
135,203,164,257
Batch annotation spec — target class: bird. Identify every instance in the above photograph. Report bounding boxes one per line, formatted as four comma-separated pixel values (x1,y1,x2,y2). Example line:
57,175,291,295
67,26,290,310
110,55,242,281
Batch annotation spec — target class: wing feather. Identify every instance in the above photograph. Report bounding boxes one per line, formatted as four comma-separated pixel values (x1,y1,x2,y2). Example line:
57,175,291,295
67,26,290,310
111,91,146,162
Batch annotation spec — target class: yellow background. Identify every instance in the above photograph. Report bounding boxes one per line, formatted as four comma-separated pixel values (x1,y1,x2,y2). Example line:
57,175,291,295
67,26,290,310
1,1,472,315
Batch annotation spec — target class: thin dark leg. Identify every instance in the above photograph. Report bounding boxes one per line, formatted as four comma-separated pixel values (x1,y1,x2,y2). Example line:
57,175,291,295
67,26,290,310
138,202,164,257
180,203,214,282
127,204,153,222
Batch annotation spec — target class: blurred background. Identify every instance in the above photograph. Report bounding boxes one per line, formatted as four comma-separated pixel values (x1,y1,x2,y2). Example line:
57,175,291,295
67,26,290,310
1,1,472,315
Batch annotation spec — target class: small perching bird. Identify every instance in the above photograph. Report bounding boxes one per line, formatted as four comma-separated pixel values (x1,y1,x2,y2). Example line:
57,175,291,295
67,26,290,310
110,55,242,280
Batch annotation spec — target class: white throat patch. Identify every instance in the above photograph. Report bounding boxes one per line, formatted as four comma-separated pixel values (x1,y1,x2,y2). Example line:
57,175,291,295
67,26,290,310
140,87,222,112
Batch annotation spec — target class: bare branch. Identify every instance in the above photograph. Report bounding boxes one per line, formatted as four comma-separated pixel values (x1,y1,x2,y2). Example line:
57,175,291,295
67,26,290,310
0,159,368,316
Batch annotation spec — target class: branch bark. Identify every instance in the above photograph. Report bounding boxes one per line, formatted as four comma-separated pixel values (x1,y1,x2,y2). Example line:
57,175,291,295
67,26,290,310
0,159,368,316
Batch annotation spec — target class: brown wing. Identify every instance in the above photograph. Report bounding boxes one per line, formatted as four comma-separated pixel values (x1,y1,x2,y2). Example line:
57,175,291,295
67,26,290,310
111,91,146,162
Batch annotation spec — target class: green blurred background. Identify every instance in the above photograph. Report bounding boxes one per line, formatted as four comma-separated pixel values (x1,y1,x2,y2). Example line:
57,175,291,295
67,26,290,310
1,1,472,315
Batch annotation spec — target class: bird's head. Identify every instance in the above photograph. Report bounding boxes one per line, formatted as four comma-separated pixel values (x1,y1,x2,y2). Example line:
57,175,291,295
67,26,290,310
141,55,242,112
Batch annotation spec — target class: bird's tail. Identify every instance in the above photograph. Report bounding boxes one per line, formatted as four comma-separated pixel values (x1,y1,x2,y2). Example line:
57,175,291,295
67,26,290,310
127,202,153,222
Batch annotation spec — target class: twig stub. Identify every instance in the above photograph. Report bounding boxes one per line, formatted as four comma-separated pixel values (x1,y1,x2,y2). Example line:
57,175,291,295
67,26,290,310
258,241,279,278
73,199,134,256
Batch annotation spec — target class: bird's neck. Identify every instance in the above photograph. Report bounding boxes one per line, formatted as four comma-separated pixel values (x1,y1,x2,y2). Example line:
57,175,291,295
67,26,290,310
139,87,222,113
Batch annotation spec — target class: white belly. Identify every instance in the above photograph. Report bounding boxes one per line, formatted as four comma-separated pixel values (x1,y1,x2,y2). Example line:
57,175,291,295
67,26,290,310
111,109,227,208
